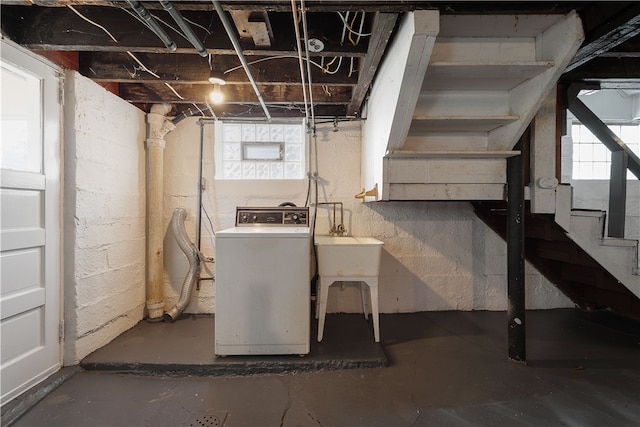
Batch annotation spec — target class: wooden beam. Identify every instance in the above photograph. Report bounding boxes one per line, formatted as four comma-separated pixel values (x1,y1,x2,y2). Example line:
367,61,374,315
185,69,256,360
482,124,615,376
118,82,352,104
80,52,358,85
562,57,640,81
1,5,366,57
0,1,423,13
170,103,348,120
566,3,640,72
346,12,398,117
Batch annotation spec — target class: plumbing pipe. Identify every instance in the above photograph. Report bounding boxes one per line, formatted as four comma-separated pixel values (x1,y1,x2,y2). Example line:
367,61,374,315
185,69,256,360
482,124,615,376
299,0,317,127
290,0,310,123
164,208,200,322
211,0,271,121
159,0,208,57
126,0,177,52
316,202,346,236
195,121,205,249
146,103,175,321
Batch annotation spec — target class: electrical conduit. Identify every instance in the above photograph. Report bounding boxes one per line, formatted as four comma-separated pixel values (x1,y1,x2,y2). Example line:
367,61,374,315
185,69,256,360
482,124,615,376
164,208,201,322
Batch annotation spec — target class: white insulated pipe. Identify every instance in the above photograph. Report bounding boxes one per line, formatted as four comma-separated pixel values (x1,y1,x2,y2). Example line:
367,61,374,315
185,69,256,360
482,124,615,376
145,104,175,320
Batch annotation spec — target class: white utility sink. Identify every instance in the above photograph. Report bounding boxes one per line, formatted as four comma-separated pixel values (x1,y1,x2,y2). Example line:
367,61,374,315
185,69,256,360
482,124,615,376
315,235,384,277
314,235,384,342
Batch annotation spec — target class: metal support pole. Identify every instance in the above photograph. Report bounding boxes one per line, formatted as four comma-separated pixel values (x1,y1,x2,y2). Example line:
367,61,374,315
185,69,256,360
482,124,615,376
507,140,526,363
608,150,628,238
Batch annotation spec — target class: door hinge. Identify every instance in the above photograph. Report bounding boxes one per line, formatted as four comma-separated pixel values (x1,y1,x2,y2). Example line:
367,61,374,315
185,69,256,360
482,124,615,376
59,320,65,342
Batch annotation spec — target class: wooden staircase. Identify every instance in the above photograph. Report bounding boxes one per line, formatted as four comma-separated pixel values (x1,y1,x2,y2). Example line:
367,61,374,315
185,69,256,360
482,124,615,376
365,12,584,201
474,202,640,319
361,10,639,317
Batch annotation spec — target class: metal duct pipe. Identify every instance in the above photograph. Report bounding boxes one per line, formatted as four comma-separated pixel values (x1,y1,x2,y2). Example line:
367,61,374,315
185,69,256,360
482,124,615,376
164,208,201,322
159,0,208,57
127,0,177,52
211,0,271,121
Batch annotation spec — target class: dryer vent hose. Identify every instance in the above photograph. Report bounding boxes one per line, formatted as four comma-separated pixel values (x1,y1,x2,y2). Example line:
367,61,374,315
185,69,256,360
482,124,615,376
164,208,200,322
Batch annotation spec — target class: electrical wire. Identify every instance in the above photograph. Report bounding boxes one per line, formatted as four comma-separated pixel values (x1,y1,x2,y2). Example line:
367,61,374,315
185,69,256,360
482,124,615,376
69,4,186,99
126,51,161,78
223,54,326,75
68,5,118,43
205,102,218,120
348,11,358,45
323,56,343,75
341,11,349,44
184,16,212,36
165,82,185,99
336,11,372,37
192,103,205,116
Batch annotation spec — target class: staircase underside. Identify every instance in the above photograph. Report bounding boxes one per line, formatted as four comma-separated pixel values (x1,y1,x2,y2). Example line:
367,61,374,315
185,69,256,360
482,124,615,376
474,202,640,320
367,11,584,202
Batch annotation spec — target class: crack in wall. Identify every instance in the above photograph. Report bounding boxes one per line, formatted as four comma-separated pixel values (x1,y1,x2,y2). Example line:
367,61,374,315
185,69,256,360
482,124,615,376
76,312,132,339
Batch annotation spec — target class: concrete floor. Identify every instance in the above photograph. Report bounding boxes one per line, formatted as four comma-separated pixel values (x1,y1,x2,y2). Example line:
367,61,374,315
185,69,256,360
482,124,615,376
5,309,640,426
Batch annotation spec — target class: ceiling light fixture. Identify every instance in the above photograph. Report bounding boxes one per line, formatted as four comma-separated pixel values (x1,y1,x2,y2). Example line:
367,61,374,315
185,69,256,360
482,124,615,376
208,70,226,104
208,70,226,85
210,83,224,104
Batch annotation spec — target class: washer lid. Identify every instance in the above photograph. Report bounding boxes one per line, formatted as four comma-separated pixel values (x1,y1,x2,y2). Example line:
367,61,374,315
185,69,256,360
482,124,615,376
216,226,311,238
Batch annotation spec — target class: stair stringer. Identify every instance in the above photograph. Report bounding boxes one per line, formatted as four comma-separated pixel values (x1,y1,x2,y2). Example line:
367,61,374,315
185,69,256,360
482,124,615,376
487,11,584,151
554,186,640,298
562,210,640,299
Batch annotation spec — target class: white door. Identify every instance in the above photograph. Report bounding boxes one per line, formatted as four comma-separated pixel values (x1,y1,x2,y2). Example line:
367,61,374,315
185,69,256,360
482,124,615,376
1,40,62,405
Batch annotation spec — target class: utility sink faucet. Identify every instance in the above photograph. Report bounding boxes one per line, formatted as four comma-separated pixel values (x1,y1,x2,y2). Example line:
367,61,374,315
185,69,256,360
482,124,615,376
316,201,347,236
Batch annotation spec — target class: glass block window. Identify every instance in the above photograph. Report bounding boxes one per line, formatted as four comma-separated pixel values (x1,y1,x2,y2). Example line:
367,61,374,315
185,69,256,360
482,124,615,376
571,122,640,180
216,121,306,180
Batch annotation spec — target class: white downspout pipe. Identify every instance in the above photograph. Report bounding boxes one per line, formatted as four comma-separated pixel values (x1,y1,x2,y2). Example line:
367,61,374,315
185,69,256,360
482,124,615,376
146,103,175,321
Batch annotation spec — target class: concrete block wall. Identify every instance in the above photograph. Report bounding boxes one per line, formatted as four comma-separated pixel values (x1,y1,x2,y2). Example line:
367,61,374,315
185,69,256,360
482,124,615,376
63,71,146,364
163,117,572,314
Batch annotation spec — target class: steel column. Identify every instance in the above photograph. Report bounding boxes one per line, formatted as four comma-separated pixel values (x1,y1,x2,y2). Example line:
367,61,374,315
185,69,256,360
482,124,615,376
608,150,628,238
507,141,526,363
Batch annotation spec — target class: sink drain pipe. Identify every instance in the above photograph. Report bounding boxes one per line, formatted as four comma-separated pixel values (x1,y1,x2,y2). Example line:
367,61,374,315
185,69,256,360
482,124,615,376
164,208,201,321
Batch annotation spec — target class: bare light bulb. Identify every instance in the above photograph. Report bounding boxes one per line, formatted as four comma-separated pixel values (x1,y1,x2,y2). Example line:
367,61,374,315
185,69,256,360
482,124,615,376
209,83,224,104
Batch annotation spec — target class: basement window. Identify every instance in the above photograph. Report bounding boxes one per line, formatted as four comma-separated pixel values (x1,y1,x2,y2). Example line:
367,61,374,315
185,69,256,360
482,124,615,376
215,121,306,180
571,122,640,180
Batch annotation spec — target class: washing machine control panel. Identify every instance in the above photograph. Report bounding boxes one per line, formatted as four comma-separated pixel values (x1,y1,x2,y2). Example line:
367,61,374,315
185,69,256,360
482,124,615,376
236,207,309,226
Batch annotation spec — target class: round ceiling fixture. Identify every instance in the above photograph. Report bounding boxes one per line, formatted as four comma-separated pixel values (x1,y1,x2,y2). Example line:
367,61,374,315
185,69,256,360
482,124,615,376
307,38,324,53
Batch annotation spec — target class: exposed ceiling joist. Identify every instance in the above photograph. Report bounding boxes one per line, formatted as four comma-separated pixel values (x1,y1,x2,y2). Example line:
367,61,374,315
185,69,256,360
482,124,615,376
3,1,640,120
566,3,640,72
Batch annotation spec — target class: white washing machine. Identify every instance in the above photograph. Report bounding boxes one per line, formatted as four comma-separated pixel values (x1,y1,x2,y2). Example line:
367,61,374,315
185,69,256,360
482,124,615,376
215,206,310,356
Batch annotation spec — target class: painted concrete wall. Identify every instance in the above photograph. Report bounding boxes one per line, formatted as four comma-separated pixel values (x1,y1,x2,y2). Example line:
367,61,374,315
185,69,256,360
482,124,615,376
163,118,572,315
63,71,146,364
